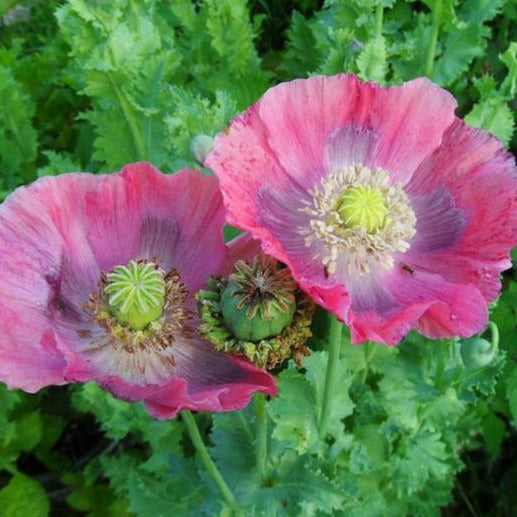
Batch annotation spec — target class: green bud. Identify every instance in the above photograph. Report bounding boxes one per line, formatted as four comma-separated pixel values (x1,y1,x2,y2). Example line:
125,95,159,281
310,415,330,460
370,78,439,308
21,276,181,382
190,134,214,164
460,337,497,369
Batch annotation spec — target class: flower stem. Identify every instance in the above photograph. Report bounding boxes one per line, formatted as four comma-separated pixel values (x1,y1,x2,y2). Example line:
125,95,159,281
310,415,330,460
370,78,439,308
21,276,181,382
375,3,384,38
489,321,499,350
318,314,343,438
182,411,243,516
425,0,443,78
255,393,268,480
360,342,378,383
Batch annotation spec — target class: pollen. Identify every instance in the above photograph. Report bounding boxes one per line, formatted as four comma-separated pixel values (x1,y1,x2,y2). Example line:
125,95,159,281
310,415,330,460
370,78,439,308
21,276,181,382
301,164,416,276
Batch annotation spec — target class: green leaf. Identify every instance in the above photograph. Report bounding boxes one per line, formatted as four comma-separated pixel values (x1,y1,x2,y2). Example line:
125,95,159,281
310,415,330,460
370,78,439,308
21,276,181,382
211,399,344,515
357,36,387,83
0,65,37,188
269,352,354,454
127,460,215,517
465,97,515,146
500,42,517,98
0,475,49,517
389,430,458,496
281,11,320,77
482,413,506,457
433,23,490,85
71,382,150,439
506,362,517,425
37,151,82,177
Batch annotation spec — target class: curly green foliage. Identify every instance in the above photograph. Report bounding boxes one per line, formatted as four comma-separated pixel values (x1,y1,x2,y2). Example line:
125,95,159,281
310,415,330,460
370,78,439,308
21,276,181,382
0,64,37,190
56,0,270,171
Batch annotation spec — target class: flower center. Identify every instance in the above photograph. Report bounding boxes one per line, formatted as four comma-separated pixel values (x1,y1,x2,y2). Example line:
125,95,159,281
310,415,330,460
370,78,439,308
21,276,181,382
336,185,388,233
301,164,416,276
104,260,166,330
84,262,192,385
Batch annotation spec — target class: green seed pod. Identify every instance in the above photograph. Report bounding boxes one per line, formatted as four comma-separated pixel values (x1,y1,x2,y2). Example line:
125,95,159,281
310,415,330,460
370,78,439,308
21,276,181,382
195,254,314,369
219,254,296,341
220,279,295,341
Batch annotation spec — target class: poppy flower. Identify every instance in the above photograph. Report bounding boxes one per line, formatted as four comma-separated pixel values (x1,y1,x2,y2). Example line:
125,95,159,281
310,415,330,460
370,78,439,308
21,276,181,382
0,163,276,417
206,74,517,344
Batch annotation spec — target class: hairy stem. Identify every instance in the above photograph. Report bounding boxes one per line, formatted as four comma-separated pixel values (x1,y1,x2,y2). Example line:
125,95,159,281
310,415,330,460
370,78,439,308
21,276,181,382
360,342,378,383
425,0,443,77
375,3,384,38
318,314,344,438
182,411,243,516
488,321,499,350
255,393,268,480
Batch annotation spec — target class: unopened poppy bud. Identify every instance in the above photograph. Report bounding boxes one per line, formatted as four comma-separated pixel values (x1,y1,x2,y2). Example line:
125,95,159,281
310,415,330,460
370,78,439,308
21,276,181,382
460,337,497,368
190,134,214,164
459,322,499,369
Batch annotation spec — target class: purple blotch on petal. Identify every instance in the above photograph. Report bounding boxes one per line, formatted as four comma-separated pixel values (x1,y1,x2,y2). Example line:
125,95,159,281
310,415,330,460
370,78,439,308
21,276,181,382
409,186,466,253
325,124,378,172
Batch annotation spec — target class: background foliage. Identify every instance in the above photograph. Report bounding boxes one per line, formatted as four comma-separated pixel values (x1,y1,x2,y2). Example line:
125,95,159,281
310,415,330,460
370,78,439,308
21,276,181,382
0,0,516,515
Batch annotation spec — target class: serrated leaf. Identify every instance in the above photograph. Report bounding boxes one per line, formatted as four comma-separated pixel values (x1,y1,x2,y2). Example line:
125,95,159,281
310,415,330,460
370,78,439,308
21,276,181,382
500,42,517,98
506,363,517,425
389,431,456,495
36,151,82,178
269,352,354,455
433,23,490,85
357,36,387,83
0,65,37,187
127,459,216,517
465,97,514,146
252,453,343,516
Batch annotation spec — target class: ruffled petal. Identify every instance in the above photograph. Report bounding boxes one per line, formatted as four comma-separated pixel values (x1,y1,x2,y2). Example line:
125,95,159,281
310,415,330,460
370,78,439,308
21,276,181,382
0,248,67,391
0,163,276,412
347,267,488,344
0,180,76,391
98,350,277,419
369,77,457,185
208,75,457,200
405,120,517,301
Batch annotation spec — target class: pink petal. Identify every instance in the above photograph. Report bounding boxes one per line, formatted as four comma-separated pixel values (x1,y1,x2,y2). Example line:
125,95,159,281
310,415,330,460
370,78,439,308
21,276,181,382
347,267,488,344
369,77,457,185
120,164,229,292
225,232,262,271
208,74,514,345
99,353,277,419
0,252,67,391
0,164,277,413
208,75,457,196
405,119,517,301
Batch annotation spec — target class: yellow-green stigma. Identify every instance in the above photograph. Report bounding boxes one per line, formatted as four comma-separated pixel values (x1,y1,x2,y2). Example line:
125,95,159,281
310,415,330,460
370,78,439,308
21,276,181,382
337,185,388,233
104,260,166,331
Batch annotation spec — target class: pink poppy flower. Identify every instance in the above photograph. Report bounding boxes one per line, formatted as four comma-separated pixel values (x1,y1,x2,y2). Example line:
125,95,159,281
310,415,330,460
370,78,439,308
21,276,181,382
206,74,517,345
0,163,276,417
